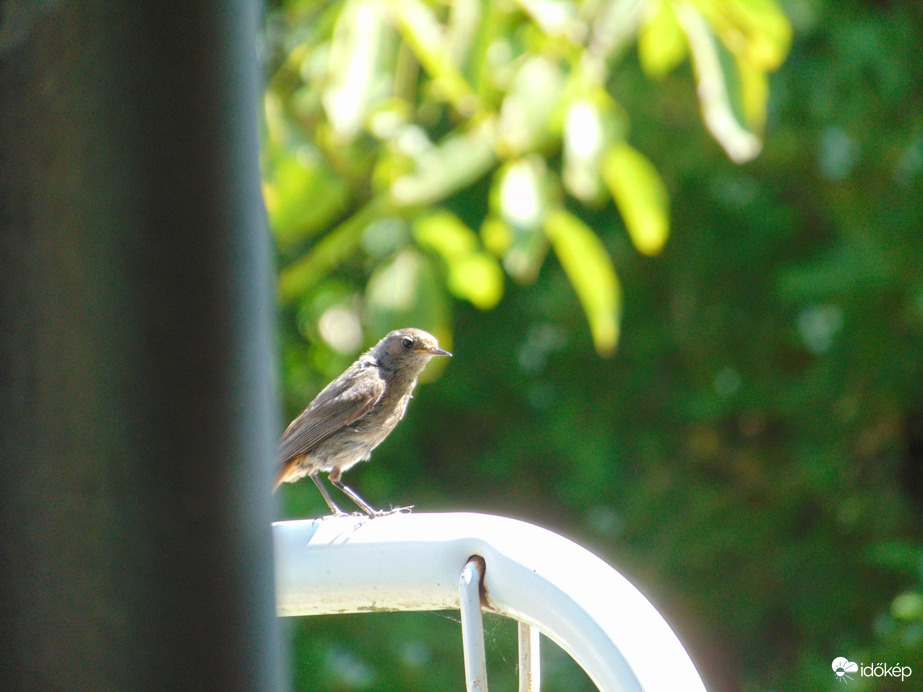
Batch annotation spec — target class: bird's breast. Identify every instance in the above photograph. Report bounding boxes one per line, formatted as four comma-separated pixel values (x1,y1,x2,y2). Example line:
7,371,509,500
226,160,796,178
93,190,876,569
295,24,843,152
360,388,412,431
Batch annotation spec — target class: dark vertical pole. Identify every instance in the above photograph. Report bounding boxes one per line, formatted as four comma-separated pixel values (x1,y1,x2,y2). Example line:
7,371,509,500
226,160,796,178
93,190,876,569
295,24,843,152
0,3,286,690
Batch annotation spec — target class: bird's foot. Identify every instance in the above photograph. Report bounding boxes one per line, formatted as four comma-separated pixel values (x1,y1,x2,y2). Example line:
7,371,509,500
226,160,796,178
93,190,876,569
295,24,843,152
377,504,414,517
323,505,413,518
320,509,350,519
348,506,413,518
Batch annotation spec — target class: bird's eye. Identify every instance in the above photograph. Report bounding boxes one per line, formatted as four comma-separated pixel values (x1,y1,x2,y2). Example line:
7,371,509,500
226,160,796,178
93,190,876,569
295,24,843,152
401,336,414,350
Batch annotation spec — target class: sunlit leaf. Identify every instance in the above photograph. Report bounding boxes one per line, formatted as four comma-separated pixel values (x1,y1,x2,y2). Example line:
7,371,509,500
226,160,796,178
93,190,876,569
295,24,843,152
515,0,585,42
562,91,626,203
563,98,606,202
264,147,350,248
489,158,554,283
495,156,549,230
445,0,482,66
447,254,505,309
323,0,391,138
278,198,391,303
638,0,687,78
413,210,504,309
675,2,762,162
387,0,478,113
736,54,769,131
390,120,497,205
497,56,565,156
585,0,648,68
413,210,478,256
686,0,789,136
365,248,451,365
502,226,550,284
602,142,670,256
480,216,514,256
367,247,421,312
692,0,792,71
543,209,621,356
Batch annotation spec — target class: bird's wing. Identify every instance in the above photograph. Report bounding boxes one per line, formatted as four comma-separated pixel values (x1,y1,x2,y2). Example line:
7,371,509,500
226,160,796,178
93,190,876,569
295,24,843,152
277,368,386,464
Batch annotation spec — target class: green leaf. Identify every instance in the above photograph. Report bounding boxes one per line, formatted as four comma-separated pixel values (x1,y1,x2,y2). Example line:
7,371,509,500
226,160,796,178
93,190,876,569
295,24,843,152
323,0,391,138
446,253,505,310
638,0,687,79
413,210,504,309
490,158,553,284
264,147,350,248
601,142,670,256
387,0,478,113
389,120,497,205
365,247,450,339
693,0,792,71
681,0,791,141
563,98,606,202
674,2,763,162
480,216,513,256
736,54,769,131
278,198,390,303
413,209,478,256
497,55,566,156
543,209,621,356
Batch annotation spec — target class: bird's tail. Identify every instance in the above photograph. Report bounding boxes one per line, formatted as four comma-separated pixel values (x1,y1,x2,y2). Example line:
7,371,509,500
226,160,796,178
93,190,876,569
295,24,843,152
274,458,297,492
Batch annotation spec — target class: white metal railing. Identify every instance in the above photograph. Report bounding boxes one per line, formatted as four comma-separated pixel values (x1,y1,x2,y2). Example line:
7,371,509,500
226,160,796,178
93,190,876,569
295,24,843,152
274,512,707,691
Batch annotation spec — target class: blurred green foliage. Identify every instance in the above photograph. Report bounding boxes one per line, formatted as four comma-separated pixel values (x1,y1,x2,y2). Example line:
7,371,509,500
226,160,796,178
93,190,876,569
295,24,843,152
264,0,923,689
265,0,790,357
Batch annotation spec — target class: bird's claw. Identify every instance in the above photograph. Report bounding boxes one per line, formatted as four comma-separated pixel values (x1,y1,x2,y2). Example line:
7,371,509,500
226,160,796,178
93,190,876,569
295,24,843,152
376,504,413,516
352,505,415,518
321,503,414,519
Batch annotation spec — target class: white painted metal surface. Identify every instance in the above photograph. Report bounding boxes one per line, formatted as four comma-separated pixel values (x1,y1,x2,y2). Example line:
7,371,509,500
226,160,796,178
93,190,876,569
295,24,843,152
274,512,707,692
518,622,541,692
459,557,488,692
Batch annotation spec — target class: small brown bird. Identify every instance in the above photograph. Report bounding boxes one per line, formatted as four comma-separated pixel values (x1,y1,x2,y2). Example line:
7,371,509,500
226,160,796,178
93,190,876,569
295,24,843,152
275,328,451,515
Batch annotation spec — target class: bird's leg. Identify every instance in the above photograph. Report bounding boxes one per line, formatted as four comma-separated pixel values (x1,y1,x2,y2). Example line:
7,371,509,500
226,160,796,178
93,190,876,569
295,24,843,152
328,468,380,516
309,471,347,516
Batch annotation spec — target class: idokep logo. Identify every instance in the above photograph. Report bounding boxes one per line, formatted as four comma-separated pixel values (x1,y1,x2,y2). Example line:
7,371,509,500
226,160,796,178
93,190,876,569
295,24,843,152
832,657,913,684
832,658,858,683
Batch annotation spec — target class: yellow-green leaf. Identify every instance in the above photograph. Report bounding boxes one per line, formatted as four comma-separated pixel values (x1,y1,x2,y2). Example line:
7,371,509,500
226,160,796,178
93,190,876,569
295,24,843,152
365,248,450,345
278,198,389,303
387,0,477,113
497,56,565,156
563,99,606,202
446,253,504,310
413,210,504,309
480,216,513,256
323,0,389,138
737,54,769,131
674,2,763,162
694,0,792,71
602,143,670,256
264,148,350,248
543,209,621,356
413,210,478,256
390,120,497,205
639,0,687,78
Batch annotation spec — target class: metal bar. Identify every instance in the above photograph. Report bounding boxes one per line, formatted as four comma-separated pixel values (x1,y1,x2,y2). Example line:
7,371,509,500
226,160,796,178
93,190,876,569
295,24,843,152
518,622,541,692
459,557,489,692
274,512,707,691
0,3,285,690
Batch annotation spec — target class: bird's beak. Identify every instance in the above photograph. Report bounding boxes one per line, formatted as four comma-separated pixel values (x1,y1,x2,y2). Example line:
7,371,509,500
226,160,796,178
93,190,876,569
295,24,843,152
418,346,452,357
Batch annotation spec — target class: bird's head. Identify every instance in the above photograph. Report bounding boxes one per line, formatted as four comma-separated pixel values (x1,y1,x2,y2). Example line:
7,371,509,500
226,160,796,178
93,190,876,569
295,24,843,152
373,328,452,374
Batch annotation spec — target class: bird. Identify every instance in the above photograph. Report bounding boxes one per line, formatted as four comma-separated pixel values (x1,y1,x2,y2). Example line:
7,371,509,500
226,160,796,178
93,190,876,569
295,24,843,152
275,328,451,516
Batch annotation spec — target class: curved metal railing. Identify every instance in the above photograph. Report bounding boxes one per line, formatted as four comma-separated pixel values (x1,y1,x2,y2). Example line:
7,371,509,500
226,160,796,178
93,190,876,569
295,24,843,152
274,512,707,691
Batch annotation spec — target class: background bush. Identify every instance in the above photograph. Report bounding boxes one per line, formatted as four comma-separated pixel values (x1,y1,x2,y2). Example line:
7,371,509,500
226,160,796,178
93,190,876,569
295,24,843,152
265,0,923,689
